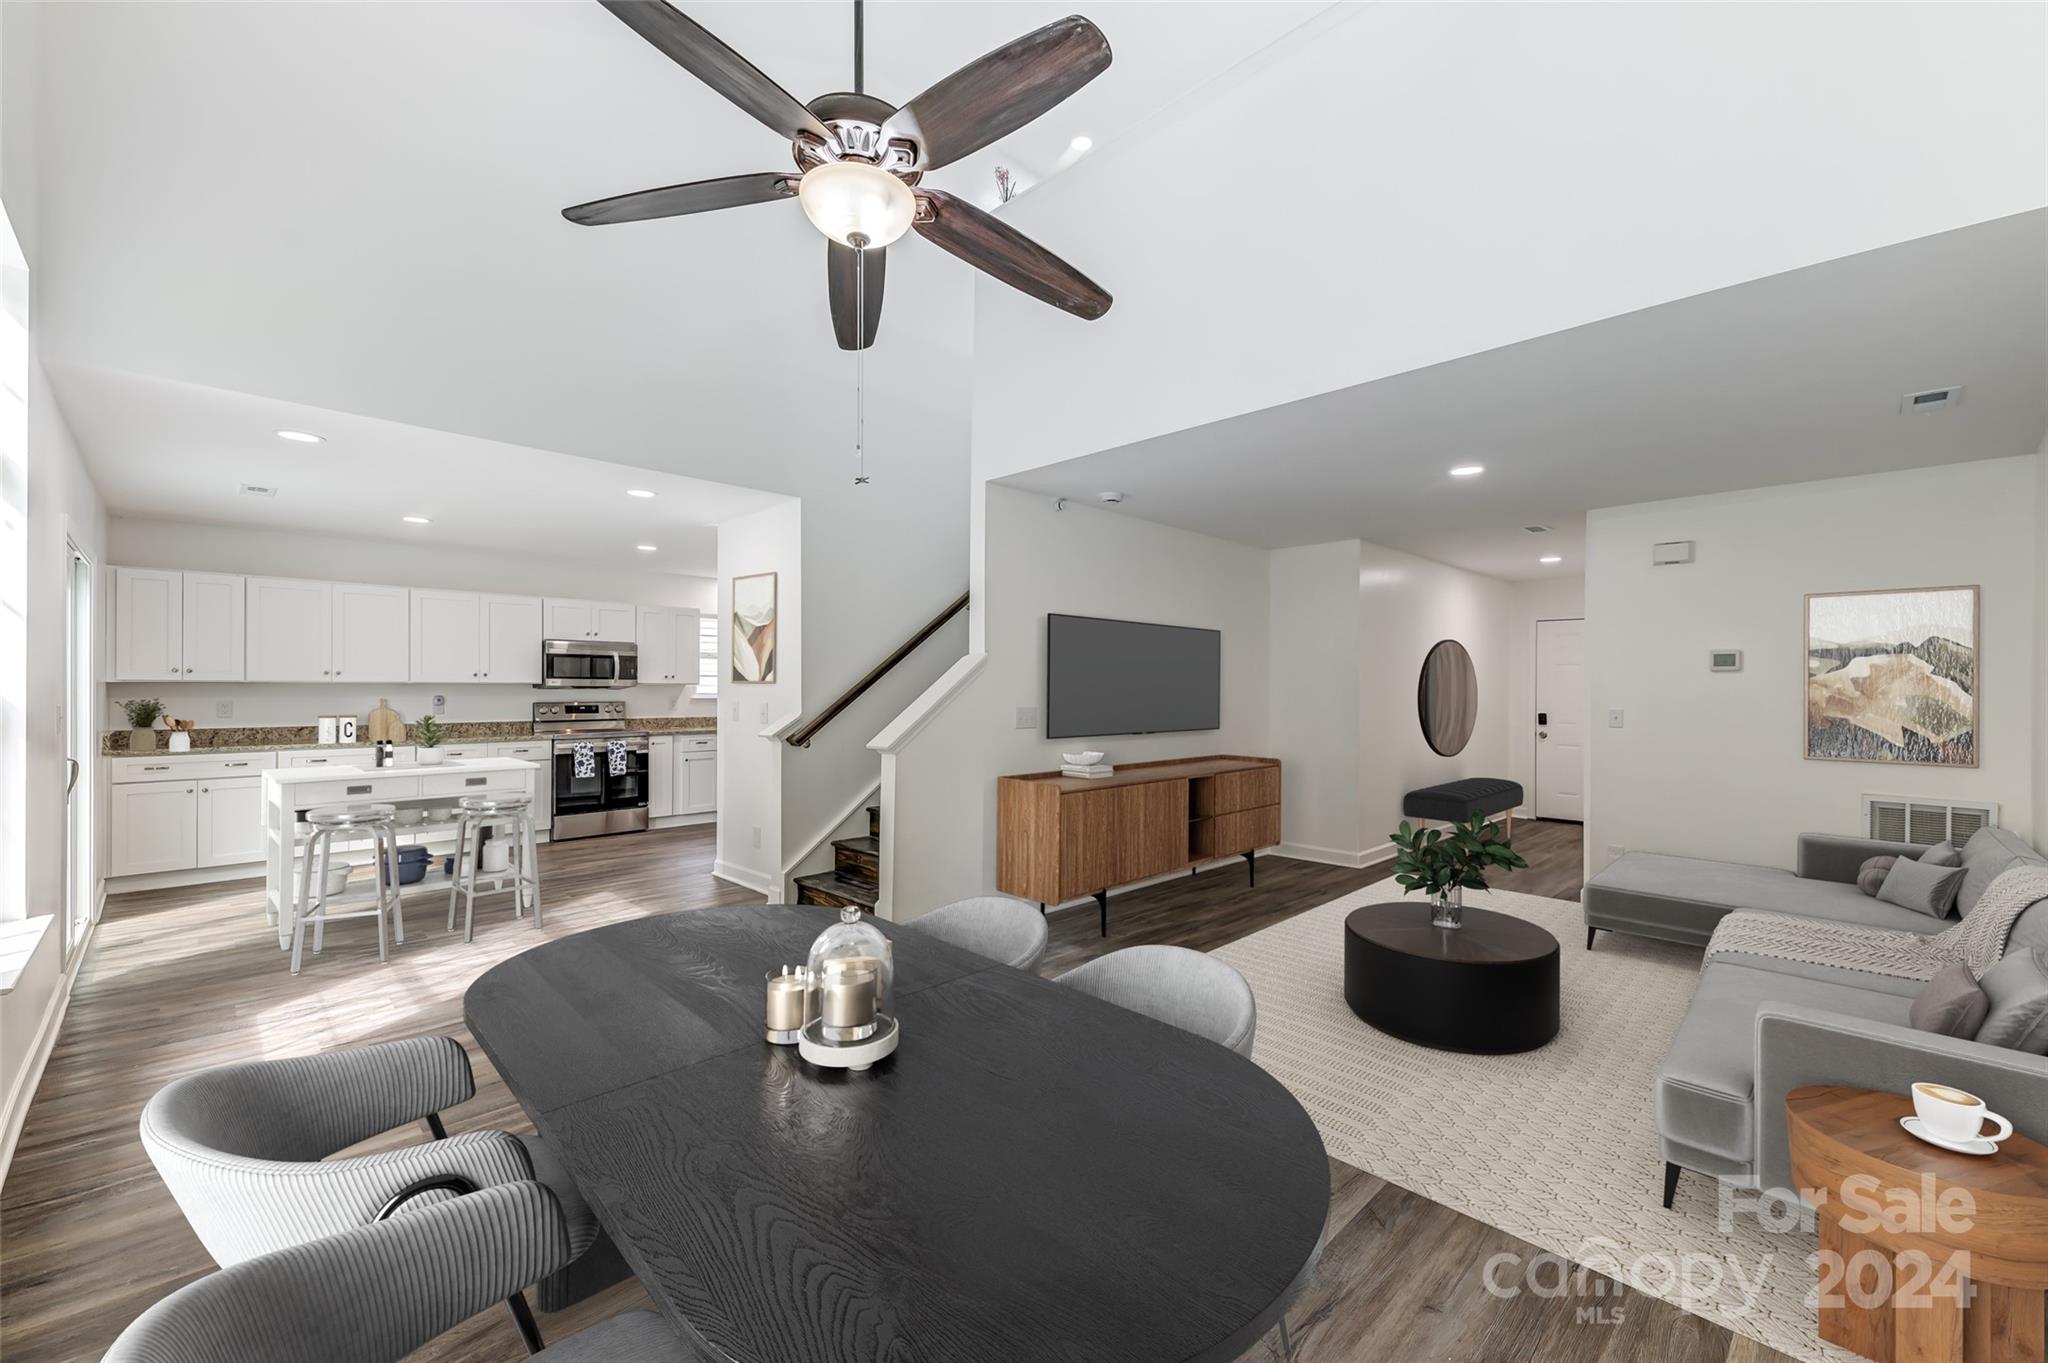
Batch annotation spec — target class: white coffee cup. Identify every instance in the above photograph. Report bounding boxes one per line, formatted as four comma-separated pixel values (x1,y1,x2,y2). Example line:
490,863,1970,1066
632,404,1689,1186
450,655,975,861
1912,1082,2014,1145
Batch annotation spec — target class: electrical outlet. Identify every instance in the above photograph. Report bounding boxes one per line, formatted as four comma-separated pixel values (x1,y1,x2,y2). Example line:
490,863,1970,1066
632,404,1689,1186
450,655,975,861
432,693,446,715
214,700,234,719
751,826,762,850
1015,706,1038,730
1607,708,1625,729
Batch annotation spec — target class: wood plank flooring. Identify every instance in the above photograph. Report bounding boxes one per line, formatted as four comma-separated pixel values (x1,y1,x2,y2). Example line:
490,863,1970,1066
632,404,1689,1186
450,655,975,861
1,819,1794,1363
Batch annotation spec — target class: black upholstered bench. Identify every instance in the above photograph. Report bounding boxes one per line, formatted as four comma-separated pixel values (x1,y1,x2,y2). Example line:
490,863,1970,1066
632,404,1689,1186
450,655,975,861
1402,777,1524,839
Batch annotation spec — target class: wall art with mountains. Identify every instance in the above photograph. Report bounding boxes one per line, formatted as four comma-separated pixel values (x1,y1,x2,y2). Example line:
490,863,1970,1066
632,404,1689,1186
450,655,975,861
1804,585,1978,767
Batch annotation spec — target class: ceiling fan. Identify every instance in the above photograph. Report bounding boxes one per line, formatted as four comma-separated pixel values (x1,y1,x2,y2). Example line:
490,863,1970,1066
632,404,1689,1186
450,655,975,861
563,0,1115,349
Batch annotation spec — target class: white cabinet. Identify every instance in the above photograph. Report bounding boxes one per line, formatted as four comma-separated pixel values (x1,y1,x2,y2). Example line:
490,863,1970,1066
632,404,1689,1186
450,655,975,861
637,607,701,683
182,572,247,681
411,589,482,681
649,736,675,818
111,781,198,876
246,577,334,681
195,776,267,867
479,595,543,684
678,735,717,815
331,583,411,682
545,597,637,642
114,568,245,681
490,742,552,832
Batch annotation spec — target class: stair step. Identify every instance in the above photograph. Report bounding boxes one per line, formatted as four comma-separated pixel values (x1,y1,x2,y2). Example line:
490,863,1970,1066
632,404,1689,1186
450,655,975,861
795,870,879,912
832,835,880,886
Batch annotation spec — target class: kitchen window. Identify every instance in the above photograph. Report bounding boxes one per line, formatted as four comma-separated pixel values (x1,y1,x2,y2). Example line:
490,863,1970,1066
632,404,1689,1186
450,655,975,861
696,612,719,698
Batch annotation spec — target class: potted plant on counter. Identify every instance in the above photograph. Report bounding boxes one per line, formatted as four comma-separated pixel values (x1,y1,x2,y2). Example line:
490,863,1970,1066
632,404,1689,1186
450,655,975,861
1390,812,1528,929
414,714,446,765
122,697,165,753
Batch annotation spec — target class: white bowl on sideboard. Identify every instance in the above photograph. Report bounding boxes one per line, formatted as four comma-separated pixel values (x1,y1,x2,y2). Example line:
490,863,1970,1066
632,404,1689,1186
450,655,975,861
1061,751,1105,767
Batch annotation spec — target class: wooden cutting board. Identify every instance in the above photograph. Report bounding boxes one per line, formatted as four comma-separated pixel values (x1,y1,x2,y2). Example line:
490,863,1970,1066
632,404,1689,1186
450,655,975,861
365,698,405,745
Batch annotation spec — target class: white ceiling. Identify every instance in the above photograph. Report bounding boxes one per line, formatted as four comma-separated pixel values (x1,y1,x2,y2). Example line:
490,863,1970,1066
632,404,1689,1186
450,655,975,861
51,364,787,577
997,211,2048,581
33,1,1326,503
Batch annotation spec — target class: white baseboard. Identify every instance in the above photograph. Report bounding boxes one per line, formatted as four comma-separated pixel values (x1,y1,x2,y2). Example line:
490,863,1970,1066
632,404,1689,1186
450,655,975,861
712,859,777,898
1274,841,1391,870
0,916,92,1191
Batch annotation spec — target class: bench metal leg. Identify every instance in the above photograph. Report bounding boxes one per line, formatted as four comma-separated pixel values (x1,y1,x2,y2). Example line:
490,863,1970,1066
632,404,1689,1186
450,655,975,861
1586,926,1599,950
1663,1161,1682,1209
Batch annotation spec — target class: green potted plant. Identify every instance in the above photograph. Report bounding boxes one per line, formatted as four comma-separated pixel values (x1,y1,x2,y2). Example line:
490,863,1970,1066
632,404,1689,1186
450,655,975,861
1390,812,1529,928
413,714,445,765
122,697,165,753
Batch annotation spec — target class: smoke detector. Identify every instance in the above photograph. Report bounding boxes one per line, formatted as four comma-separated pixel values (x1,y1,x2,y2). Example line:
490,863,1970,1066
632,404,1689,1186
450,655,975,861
239,483,279,497
1899,386,1964,413
1098,491,1125,505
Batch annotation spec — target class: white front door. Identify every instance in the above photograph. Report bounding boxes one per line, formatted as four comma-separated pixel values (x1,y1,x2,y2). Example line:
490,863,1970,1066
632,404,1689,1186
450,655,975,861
1534,617,1586,822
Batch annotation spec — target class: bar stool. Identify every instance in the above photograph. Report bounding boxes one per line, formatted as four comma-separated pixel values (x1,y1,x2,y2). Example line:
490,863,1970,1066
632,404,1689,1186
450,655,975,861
291,803,402,976
447,795,542,943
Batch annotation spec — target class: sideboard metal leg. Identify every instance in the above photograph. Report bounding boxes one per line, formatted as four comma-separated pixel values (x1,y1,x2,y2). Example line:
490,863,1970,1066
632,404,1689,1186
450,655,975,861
1095,889,1108,937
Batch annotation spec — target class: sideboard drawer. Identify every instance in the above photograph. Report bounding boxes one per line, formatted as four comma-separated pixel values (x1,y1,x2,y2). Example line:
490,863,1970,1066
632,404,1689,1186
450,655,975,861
1189,766,1279,818
1192,806,1281,860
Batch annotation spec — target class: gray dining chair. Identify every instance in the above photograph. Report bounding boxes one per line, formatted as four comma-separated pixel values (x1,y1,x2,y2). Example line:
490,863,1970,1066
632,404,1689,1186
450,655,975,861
103,1181,702,1363
903,894,1050,972
1055,945,1258,1057
139,1034,626,1315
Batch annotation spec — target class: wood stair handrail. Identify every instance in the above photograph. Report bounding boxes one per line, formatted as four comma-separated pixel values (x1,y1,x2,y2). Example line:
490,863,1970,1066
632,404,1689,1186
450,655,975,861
785,591,970,749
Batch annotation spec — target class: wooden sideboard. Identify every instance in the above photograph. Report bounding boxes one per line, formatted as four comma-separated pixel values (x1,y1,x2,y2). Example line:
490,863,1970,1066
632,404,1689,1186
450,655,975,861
997,756,1282,935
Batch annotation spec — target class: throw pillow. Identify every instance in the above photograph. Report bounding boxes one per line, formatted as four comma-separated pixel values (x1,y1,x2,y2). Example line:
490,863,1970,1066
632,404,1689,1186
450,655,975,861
1975,948,2048,1053
1908,963,1991,1037
1877,855,1966,919
1919,840,1962,868
1856,856,1897,897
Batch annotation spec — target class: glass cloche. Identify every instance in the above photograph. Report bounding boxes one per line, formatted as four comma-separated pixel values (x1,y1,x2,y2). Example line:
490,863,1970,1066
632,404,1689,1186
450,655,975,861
806,906,894,1040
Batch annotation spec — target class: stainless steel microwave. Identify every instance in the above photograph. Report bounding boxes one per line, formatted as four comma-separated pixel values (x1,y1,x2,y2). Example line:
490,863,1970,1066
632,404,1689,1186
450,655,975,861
538,639,639,689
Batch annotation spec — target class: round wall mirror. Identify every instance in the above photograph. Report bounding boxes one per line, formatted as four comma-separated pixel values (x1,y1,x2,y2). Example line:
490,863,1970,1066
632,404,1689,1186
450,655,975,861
1418,640,1479,757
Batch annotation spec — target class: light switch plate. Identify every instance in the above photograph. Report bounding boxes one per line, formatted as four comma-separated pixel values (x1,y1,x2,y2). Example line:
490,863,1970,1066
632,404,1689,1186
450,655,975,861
759,702,770,725
1015,706,1038,730
214,700,234,719
1607,708,1625,729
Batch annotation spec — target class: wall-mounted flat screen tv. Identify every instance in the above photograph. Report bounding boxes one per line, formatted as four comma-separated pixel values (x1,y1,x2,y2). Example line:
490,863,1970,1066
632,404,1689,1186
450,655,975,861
1045,613,1222,740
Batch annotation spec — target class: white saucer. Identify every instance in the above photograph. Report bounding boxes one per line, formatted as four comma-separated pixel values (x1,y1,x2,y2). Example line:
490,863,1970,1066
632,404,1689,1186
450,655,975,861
798,1014,899,1072
1899,1115,2002,1156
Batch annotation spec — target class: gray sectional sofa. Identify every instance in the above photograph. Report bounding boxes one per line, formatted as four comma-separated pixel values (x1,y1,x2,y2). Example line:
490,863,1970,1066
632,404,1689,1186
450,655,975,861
1582,827,2048,1204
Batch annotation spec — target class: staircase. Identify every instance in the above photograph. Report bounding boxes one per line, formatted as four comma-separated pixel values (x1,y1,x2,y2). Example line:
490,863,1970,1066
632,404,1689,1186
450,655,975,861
794,804,881,912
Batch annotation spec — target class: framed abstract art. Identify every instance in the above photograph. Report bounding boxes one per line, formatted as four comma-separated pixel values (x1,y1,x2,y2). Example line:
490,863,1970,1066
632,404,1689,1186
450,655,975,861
1804,585,1978,767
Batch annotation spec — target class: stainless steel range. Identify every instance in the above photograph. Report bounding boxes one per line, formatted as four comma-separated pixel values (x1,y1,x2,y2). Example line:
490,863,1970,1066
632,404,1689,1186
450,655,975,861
533,701,649,841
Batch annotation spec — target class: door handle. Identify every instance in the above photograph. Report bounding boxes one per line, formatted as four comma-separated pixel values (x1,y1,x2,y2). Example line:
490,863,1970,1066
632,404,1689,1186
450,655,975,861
1538,731,1549,740
65,758,80,797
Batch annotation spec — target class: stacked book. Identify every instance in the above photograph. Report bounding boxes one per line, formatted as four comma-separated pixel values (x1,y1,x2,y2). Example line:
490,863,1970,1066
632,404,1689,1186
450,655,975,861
1061,763,1114,779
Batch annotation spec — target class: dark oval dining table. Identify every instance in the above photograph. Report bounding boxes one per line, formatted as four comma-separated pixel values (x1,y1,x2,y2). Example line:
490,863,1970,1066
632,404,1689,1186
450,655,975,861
465,905,1328,1363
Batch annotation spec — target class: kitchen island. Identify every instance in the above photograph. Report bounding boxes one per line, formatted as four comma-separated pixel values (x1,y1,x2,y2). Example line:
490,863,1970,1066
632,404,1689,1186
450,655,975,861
261,758,538,948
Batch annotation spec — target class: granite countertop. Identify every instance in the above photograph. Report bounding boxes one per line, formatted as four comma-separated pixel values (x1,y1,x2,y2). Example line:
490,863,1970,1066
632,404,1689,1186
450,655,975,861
104,715,716,755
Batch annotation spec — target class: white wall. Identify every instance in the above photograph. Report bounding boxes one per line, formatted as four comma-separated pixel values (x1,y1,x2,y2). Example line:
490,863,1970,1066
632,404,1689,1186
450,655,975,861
715,499,801,896
885,486,1270,919
2035,437,2048,852
971,3,2046,485
102,517,717,727
1267,542,1363,863
1506,577,1588,819
1357,542,1513,861
1586,456,2041,873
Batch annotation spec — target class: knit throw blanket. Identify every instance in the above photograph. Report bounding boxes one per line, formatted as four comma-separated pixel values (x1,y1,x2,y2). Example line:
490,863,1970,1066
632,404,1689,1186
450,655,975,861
1704,863,2048,984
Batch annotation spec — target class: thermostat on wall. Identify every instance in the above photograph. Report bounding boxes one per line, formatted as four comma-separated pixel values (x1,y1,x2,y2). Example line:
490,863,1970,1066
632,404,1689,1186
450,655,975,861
1709,650,1742,672
1652,540,1696,565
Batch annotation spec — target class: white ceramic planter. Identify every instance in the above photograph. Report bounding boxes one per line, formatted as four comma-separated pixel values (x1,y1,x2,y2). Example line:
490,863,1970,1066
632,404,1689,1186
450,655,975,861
417,748,446,765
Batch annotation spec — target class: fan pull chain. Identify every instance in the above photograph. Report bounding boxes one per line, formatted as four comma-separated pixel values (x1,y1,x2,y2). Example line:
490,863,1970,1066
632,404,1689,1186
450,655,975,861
854,238,869,486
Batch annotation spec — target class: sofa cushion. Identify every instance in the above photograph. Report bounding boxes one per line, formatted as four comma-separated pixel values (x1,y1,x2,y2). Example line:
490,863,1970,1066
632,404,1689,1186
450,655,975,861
1958,827,2048,917
1876,856,1965,919
1976,949,2048,1053
1586,853,1955,945
1909,964,1991,1038
1920,840,1962,868
1658,962,1911,1167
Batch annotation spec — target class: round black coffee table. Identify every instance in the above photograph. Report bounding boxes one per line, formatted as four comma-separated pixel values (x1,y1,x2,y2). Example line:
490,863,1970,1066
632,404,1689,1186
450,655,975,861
1342,903,1560,1053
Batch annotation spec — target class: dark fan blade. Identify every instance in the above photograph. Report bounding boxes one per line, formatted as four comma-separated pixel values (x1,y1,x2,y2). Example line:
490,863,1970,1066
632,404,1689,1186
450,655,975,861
599,0,833,145
881,16,1110,171
563,171,795,226
913,189,1110,319
827,241,885,350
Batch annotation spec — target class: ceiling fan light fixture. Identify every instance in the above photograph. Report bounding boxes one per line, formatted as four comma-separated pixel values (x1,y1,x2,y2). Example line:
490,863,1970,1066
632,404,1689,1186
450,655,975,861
798,161,914,249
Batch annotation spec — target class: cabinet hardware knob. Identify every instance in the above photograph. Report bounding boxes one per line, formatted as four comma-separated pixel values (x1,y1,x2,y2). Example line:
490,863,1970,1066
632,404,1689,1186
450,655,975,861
187,788,194,794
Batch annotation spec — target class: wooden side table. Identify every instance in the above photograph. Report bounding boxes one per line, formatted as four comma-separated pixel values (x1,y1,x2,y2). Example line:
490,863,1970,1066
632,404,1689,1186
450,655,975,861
1787,1085,2048,1363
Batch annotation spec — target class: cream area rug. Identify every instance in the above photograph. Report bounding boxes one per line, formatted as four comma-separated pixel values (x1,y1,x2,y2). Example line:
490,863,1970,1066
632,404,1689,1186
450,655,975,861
1213,879,1860,1363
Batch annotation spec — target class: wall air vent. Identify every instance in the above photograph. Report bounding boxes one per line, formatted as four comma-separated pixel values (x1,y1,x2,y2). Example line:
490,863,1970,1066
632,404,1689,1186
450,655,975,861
1899,386,1963,413
239,484,278,497
1522,525,1551,534
1863,794,1996,846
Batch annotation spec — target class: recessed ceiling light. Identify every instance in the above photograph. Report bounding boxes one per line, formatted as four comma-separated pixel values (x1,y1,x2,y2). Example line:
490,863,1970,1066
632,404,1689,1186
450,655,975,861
636,544,658,552
1539,555,1562,564
402,515,431,525
626,489,655,499
1449,464,1485,478
276,430,324,444
1069,135,1093,152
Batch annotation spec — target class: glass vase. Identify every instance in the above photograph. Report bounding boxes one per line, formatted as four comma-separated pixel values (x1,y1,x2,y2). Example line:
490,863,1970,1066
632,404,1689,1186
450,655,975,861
1431,885,1464,929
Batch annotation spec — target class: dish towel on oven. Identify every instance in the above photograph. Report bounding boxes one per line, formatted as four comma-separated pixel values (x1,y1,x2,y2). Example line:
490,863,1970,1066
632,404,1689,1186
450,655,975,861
573,742,595,779
608,739,628,777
